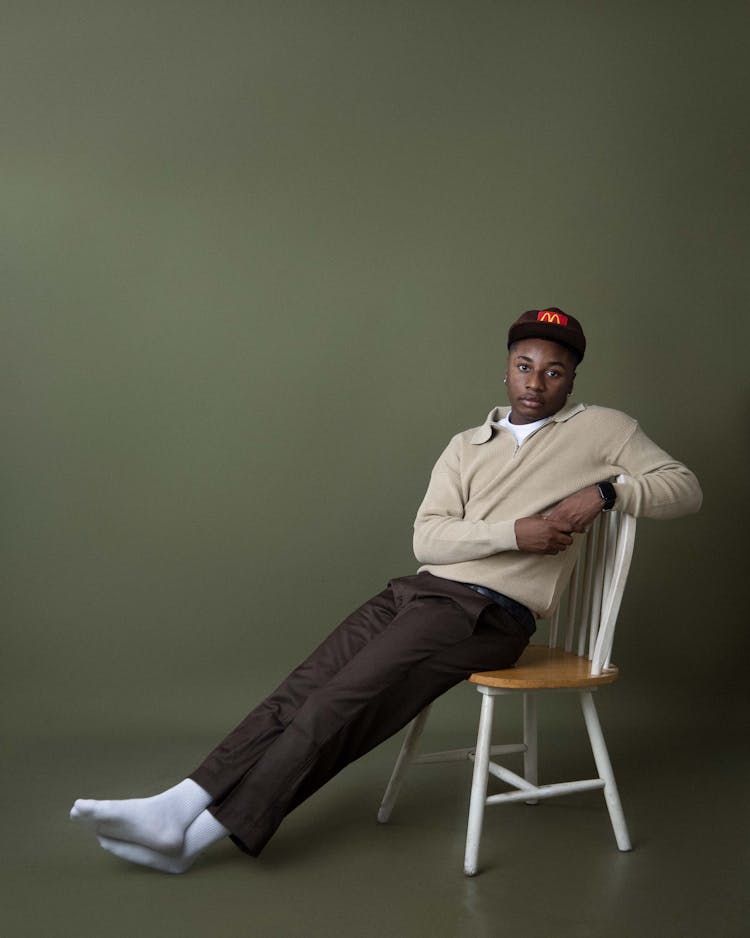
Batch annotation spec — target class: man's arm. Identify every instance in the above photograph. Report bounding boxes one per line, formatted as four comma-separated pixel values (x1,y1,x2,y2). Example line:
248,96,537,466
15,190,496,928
544,485,604,532
412,437,516,564
413,436,578,563
607,423,702,518
546,423,702,531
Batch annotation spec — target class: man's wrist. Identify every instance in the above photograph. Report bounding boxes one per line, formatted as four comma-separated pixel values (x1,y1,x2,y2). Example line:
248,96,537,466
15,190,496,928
596,481,616,511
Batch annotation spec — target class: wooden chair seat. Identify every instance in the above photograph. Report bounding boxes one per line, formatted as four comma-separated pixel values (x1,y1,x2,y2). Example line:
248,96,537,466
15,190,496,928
469,644,619,690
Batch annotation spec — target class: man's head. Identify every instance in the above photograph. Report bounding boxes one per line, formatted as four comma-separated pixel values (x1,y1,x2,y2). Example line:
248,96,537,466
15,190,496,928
504,308,585,424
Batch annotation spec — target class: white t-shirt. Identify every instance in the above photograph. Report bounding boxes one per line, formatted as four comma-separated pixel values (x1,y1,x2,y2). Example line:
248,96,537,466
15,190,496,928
494,414,551,447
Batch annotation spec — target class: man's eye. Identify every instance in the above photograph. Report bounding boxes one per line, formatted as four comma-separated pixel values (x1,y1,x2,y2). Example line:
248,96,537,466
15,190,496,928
518,364,529,371
547,370,560,378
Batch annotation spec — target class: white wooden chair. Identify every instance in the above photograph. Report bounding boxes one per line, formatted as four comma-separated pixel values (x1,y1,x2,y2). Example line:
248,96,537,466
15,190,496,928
377,495,637,876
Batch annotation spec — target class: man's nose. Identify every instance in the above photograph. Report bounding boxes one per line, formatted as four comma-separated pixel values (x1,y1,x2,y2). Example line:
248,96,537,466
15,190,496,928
526,372,544,389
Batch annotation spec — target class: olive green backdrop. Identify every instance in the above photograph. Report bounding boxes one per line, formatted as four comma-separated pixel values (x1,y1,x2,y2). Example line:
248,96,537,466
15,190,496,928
2,1,747,740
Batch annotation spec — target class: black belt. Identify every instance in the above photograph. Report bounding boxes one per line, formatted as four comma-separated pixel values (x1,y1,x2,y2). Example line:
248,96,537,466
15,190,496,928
460,583,536,636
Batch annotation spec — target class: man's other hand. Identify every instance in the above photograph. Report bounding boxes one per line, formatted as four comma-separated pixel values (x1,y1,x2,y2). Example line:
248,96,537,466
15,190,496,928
544,485,604,533
514,517,575,554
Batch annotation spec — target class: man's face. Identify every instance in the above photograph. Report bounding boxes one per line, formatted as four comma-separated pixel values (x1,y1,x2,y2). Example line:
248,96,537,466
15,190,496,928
505,338,577,424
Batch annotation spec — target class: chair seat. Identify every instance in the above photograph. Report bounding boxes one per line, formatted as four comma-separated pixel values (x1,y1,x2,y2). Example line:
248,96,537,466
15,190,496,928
468,644,619,689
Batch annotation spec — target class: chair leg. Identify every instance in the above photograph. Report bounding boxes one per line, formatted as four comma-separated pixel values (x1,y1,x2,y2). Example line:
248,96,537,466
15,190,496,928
523,692,539,805
464,690,495,876
580,690,632,851
377,704,433,823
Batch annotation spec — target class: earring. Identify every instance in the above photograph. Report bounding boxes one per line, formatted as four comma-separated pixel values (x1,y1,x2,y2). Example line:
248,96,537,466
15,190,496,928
503,376,507,384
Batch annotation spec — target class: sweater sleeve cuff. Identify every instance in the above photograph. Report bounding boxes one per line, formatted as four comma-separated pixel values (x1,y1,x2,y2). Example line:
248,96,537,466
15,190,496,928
612,477,639,515
489,519,519,552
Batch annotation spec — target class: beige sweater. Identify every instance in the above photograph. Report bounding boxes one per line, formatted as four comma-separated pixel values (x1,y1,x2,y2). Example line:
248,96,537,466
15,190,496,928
414,402,702,618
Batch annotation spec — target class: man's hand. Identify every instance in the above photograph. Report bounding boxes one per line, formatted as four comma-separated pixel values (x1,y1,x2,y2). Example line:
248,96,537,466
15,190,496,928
544,485,604,533
514,516,575,554
515,485,606,554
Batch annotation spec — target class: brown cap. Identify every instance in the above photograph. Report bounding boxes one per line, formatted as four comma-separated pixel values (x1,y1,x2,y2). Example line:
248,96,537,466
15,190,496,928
507,307,586,362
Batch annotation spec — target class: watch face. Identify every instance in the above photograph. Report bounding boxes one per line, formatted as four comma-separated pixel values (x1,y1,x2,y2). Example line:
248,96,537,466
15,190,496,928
598,482,616,509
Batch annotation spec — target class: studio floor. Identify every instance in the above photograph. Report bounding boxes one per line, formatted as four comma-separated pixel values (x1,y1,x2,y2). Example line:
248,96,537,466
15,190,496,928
4,686,746,938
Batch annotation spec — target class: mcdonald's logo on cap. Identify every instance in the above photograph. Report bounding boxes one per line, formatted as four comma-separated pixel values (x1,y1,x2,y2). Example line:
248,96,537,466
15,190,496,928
538,310,568,326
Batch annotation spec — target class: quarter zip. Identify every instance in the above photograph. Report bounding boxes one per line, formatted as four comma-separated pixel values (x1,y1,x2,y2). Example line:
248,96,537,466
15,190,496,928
493,418,552,457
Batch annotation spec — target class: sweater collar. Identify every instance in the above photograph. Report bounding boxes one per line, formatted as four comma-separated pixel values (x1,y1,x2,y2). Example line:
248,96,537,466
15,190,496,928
469,401,586,445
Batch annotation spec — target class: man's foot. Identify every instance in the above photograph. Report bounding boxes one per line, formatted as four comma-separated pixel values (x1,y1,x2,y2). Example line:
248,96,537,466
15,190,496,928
70,779,212,852
96,810,229,874
97,836,195,873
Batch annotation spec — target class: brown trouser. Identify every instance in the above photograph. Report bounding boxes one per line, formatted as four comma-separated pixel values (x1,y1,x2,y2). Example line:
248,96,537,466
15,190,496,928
190,572,530,855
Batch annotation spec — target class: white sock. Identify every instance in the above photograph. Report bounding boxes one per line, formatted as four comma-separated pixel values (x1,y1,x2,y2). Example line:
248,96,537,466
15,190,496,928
97,810,229,874
70,779,213,852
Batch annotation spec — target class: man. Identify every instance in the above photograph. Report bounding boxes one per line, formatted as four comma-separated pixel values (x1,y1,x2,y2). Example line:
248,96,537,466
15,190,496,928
70,308,702,873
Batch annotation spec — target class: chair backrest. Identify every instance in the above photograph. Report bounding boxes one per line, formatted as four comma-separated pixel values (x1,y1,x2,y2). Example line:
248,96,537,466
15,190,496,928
548,476,636,676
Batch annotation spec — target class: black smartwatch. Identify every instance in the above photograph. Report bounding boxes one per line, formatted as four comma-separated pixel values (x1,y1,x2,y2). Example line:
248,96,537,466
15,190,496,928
597,481,617,511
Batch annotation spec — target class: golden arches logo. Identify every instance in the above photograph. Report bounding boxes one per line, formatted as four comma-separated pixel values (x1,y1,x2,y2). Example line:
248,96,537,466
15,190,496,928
537,310,568,326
